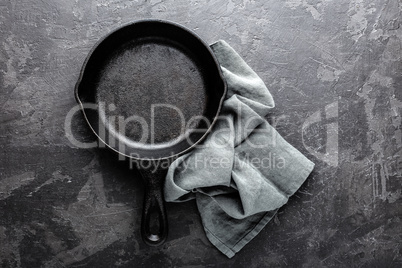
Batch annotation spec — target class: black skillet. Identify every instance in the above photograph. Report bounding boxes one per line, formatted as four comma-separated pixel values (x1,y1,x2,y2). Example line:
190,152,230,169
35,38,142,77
75,19,226,245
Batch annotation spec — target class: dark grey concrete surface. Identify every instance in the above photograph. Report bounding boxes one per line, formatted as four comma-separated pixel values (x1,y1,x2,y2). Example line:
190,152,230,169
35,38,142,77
1,0,401,267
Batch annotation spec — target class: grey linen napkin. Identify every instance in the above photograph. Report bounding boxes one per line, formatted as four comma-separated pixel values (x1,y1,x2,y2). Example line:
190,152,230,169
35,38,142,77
164,40,315,258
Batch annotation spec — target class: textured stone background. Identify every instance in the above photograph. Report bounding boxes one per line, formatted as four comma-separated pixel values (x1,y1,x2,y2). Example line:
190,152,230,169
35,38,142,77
1,0,401,267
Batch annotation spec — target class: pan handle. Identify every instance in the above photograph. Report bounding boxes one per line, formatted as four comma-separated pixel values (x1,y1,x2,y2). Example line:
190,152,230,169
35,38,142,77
139,162,168,246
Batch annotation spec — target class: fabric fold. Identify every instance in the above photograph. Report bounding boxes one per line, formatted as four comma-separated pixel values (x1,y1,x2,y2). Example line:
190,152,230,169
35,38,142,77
164,40,314,258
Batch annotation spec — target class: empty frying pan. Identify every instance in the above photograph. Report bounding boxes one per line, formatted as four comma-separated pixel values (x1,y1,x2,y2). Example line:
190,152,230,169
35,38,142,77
75,19,226,245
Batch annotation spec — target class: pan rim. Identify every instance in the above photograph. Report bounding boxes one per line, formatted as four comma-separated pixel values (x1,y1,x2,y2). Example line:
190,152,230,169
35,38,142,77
74,18,227,160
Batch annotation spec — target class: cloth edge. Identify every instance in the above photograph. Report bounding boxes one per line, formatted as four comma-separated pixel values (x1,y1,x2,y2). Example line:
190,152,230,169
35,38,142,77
207,159,315,258
231,160,315,256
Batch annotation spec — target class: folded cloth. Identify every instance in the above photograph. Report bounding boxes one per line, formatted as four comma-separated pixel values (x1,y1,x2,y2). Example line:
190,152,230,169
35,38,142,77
164,40,315,258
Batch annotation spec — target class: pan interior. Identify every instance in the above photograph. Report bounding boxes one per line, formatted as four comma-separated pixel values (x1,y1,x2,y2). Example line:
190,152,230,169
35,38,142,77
95,38,207,148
